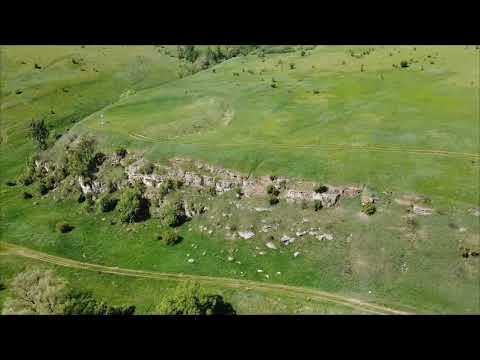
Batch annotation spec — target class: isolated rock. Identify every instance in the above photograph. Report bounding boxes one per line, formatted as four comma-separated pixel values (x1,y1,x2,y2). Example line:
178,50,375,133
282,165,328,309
238,231,255,240
281,235,295,245
318,233,334,241
413,205,433,216
266,242,277,250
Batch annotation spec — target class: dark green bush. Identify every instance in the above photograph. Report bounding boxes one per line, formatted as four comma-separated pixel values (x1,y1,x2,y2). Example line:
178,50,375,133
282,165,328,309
158,228,181,246
5,180,16,186
23,191,33,199
314,200,323,211
56,222,74,233
314,185,328,193
266,184,275,194
269,196,279,206
37,182,48,195
96,194,118,213
400,60,409,68
77,193,86,203
362,202,376,216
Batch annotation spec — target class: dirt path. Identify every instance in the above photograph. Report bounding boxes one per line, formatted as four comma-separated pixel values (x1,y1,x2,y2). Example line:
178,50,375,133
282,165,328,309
1,242,414,315
128,132,480,160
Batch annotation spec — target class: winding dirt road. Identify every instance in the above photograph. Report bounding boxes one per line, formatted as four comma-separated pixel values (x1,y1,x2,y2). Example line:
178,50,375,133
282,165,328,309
1,242,414,315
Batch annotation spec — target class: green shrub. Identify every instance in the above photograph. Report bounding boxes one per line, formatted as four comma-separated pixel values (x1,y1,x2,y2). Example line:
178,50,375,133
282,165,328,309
269,196,279,206
23,192,33,199
161,200,186,227
400,60,409,68
115,147,127,158
5,180,16,186
289,62,295,70
77,193,86,203
37,182,48,195
18,172,34,186
96,194,118,213
313,90,320,95
117,187,150,223
266,184,275,194
207,186,217,196
300,50,306,56
270,82,277,88
314,200,323,211
158,228,181,246
29,119,49,150
362,202,376,216
56,222,74,233
269,175,277,181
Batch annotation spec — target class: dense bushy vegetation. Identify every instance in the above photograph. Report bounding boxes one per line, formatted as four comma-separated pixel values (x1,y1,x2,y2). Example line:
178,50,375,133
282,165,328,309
161,199,187,227
65,136,97,178
156,282,235,315
117,186,150,223
64,290,135,315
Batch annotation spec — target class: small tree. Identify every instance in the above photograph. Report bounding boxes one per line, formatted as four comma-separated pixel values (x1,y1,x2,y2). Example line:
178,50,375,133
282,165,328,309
2,269,67,315
161,199,186,227
117,187,149,223
66,136,97,178
29,119,49,150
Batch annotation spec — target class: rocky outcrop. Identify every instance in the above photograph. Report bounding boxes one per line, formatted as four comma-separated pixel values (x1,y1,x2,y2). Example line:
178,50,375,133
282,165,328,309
78,176,106,195
286,189,341,208
413,205,433,216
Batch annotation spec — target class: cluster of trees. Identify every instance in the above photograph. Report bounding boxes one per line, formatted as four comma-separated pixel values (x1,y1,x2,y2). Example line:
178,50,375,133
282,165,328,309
1,269,135,315
1,269,235,315
117,183,150,223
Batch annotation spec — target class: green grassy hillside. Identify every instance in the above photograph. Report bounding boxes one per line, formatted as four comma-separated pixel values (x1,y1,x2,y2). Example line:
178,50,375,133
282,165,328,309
1,45,479,314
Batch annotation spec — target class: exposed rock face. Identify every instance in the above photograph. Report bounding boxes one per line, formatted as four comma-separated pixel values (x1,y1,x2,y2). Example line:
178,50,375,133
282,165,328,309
78,176,106,195
286,189,341,208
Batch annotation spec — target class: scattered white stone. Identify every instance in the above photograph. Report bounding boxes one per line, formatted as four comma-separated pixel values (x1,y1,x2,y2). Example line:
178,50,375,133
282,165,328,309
473,210,480,217
281,235,295,245
236,261,242,265
276,271,281,275
187,253,190,257
188,258,195,263
208,230,213,234
259,251,266,255
255,207,272,212
318,233,334,241
368,290,372,294
296,230,307,237
202,251,206,256
257,269,264,273
294,251,300,258
459,227,467,232
227,256,234,262
302,218,309,223
266,242,277,250
265,274,270,279
238,231,255,240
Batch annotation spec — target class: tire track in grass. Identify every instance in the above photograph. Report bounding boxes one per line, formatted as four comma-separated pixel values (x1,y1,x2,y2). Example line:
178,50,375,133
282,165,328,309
128,132,480,160
2,242,414,315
